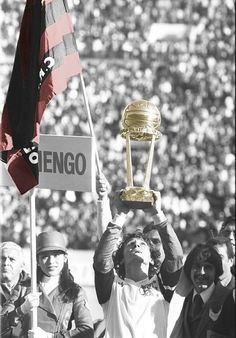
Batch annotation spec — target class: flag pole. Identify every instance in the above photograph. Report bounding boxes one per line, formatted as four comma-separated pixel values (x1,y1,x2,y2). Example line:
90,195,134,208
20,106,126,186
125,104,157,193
29,188,38,331
79,73,102,176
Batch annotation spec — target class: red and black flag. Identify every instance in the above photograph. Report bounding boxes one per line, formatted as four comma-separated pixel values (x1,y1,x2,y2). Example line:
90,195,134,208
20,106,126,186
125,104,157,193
0,0,81,194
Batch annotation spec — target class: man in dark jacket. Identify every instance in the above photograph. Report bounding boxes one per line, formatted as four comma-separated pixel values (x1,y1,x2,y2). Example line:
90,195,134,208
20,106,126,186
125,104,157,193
0,241,30,338
167,243,232,338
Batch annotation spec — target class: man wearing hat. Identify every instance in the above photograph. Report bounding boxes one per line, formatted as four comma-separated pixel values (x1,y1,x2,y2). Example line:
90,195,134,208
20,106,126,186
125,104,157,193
0,241,31,337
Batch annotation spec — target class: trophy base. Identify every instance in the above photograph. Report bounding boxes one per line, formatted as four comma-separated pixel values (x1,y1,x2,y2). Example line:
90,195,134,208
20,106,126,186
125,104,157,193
120,187,155,209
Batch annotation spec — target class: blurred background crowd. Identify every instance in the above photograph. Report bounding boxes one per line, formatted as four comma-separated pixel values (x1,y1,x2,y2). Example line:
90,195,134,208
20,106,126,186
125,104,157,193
0,0,235,254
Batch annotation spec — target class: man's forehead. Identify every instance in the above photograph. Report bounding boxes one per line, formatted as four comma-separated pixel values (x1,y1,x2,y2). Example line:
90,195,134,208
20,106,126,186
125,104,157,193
146,229,161,237
1,247,22,258
193,261,214,268
126,237,146,244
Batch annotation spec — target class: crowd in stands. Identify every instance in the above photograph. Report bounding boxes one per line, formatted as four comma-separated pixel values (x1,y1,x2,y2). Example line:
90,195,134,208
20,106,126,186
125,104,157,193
0,0,235,251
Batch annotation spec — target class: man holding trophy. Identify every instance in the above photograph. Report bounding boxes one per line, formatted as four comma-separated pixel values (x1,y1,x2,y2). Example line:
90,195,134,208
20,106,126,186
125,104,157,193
93,100,183,338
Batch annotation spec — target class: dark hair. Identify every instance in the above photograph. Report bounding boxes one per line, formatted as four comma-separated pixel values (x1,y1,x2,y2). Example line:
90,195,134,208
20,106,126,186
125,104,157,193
37,255,80,302
112,231,162,280
207,236,234,259
220,216,235,232
184,243,223,283
143,222,156,234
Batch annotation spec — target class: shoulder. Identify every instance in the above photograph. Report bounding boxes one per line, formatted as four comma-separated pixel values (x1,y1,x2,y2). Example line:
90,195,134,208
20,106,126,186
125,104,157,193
213,283,231,300
72,284,87,299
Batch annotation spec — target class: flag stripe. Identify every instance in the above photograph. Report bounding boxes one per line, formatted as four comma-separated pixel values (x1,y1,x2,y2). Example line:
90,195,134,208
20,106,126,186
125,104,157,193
45,0,70,26
40,13,75,59
39,33,80,90
40,31,79,68
37,52,81,121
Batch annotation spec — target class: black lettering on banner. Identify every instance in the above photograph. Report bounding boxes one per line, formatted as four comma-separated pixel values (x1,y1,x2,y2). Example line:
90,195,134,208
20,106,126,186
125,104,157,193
38,151,87,175
53,152,63,174
75,153,86,175
64,152,75,174
44,151,52,173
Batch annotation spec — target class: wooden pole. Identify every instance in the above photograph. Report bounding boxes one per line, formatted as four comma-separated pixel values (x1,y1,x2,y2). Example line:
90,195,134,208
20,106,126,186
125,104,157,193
79,73,101,175
29,188,37,331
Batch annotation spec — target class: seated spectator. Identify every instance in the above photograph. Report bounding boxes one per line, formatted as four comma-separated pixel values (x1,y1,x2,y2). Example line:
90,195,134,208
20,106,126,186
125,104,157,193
93,191,183,338
167,243,231,338
207,236,235,289
0,241,30,338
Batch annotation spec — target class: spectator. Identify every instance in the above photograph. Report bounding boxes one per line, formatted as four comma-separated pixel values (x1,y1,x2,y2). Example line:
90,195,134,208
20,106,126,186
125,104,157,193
220,215,235,276
219,216,235,254
167,243,231,338
93,191,183,338
0,241,30,337
19,231,94,338
207,236,235,289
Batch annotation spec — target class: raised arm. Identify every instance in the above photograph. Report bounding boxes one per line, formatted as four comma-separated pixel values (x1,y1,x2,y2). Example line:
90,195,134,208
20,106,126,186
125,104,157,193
144,192,183,301
149,192,183,273
93,197,129,304
96,173,112,239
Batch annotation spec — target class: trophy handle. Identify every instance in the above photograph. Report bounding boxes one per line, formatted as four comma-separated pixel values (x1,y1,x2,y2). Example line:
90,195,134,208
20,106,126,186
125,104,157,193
143,134,155,190
126,133,133,187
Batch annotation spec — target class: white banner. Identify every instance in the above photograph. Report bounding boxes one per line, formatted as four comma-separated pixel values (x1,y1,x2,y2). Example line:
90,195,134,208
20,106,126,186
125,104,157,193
0,134,96,192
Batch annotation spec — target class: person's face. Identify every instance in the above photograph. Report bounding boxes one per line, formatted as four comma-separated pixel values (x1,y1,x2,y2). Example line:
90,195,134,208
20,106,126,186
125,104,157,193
145,230,165,264
38,250,66,277
221,225,235,253
123,237,152,266
214,244,233,280
0,248,23,283
190,261,216,293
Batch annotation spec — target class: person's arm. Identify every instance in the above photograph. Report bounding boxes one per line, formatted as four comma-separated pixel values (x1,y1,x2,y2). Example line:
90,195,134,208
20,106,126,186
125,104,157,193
150,192,183,274
93,199,129,304
153,216,183,274
148,192,183,297
60,288,94,338
96,173,112,239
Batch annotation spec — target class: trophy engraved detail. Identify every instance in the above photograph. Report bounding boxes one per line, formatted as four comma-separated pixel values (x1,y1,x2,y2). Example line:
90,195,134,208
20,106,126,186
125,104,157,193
120,100,162,209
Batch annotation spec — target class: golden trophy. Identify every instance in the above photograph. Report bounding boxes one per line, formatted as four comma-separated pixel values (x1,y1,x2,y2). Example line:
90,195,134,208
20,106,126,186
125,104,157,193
120,99,162,209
